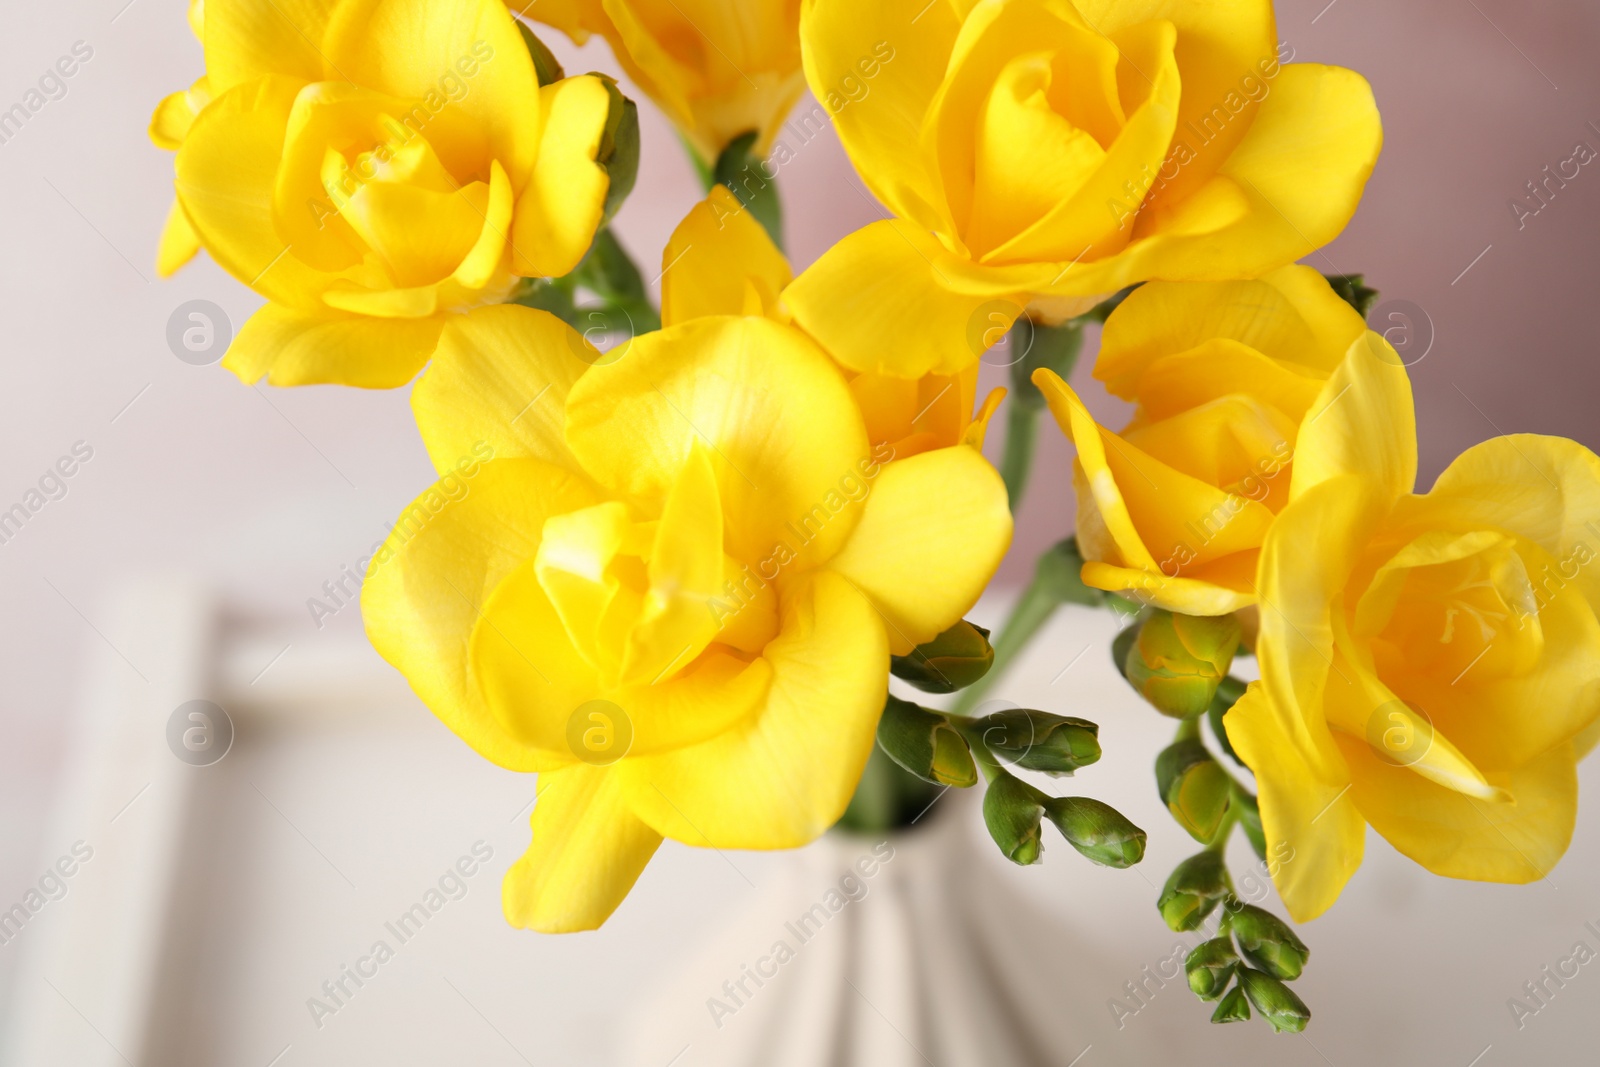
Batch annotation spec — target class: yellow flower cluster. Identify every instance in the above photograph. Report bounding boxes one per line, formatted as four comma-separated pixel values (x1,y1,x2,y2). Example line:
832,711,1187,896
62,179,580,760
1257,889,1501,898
149,0,1600,934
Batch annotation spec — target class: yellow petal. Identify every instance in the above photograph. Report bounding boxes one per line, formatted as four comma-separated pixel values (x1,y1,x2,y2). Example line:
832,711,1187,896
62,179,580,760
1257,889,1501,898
564,316,870,573
222,303,446,388
362,458,601,772
175,76,336,309
662,185,792,327
149,79,209,150
623,444,726,686
1338,733,1578,885
414,304,595,475
1072,0,1277,204
614,571,886,848
799,0,957,231
511,74,612,278
503,764,662,932
453,160,515,289
1036,370,1275,615
784,219,1047,378
1397,434,1600,610
1029,63,1382,298
469,553,606,752
157,198,202,278
203,0,341,94
324,0,541,186
829,444,1011,654
1291,332,1417,504
1096,266,1365,399
1253,475,1386,764
1225,681,1364,922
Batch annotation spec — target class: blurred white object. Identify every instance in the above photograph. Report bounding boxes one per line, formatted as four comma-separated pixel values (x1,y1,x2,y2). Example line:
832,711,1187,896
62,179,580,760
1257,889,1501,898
623,794,1183,1067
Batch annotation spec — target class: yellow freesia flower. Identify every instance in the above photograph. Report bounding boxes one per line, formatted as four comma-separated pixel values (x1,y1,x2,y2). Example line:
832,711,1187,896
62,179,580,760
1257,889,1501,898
156,0,619,388
362,295,1011,931
1221,339,1600,921
1033,267,1368,615
785,0,1383,378
662,184,1006,456
509,0,805,163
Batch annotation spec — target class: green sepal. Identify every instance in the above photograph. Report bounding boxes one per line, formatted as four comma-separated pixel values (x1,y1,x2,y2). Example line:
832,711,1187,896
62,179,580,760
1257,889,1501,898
982,771,1047,866
1229,904,1309,981
712,130,782,251
890,620,994,694
1323,273,1380,319
593,76,640,227
1043,796,1146,868
876,696,978,789
516,21,566,86
978,708,1100,776
1156,739,1232,842
1210,981,1251,1024
1237,968,1311,1033
1157,850,1234,932
1185,937,1239,1001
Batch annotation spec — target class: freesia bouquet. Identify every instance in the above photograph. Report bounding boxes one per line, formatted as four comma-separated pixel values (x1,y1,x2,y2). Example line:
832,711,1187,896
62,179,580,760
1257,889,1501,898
153,0,1600,1035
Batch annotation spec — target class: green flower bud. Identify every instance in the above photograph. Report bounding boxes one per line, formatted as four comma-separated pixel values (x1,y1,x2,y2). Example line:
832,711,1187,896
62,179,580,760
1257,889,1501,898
1237,968,1311,1033
890,620,995,693
1210,982,1251,1024
1185,937,1239,1001
1155,739,1232,842
978,709,1101,776
877,696,978,788
1229,905,1309,981
1044,796,1146,868
1157,850,1234,932
1124,610,1241,719
983,771,1046,865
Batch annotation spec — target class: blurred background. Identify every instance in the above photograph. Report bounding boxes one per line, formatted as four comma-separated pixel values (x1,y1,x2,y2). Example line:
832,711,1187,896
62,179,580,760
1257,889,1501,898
1,0,1598,1063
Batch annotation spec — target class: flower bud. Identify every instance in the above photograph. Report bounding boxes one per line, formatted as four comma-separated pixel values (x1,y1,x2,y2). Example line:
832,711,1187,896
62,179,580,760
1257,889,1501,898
1123,610,1241,719
1237,968,1311,1033
1185,937,1239,1001
877,696,978,788
891,620,995,693
982,771,1046,865
1157,850,1233,931
1044,796,1146,868
1210,982,1251,1024
1155,739,1232,842
1229,905,1310,981
978,708,1101,776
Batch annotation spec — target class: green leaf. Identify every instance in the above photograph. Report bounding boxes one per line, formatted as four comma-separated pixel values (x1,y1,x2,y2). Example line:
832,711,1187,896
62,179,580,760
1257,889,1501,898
571,228,660,334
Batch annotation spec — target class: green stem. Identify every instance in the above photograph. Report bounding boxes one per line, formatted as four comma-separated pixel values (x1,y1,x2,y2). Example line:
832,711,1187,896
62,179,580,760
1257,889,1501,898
998,402,1040,514
957,721,1005,785
953,564,1068,716
1205,805,1240,853
998,317,1085,515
